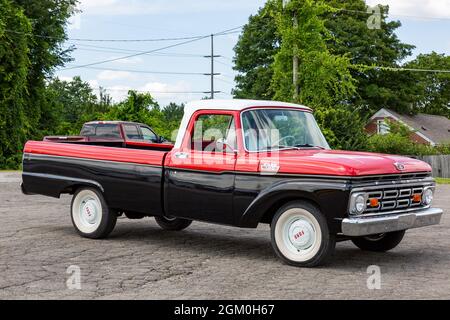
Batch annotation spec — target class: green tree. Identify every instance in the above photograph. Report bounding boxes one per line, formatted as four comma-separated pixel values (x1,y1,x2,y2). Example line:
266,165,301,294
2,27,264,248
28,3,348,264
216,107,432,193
314,106,368,150
324,0,415,114
270,0,356,107
0,0,31,168
11,0,77,139
233,0,416,113
42,77,110,135
405,52,450,118
233,6,278,100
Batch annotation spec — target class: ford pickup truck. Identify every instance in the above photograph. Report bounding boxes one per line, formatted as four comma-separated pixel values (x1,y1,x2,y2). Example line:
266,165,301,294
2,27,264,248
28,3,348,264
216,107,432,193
44,121,171,150
21,99,444,267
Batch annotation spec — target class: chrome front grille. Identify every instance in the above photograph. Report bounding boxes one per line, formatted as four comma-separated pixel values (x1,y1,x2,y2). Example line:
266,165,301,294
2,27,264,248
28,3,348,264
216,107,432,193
365,186,425,213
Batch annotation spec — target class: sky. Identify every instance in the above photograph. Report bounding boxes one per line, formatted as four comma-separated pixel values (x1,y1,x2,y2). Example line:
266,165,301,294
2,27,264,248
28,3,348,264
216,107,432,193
57,0,450,107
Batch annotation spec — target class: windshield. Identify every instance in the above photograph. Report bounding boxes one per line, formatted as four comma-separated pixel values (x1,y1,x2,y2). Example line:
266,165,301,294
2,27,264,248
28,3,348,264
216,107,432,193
242,109,330,151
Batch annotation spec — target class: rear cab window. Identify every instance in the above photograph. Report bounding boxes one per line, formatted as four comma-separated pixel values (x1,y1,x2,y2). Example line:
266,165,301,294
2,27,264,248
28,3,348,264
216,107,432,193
80,124,121,139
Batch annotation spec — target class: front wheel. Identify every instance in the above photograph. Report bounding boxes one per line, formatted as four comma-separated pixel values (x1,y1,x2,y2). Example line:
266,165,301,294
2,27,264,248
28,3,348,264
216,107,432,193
71,187,117,239
155,216,192,231
271,201,336,268
351,231,406,252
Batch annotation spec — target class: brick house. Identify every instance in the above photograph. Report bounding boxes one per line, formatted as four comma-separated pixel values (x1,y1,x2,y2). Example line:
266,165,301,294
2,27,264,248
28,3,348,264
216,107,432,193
366,108,450,146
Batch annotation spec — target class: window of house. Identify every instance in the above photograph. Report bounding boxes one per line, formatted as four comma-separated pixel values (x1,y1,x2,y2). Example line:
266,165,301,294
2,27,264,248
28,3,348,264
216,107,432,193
377,120,390,135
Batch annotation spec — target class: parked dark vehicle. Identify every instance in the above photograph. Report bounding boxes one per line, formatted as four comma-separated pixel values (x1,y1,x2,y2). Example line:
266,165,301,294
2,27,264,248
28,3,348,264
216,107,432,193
22,100,444,267
44,121,171,150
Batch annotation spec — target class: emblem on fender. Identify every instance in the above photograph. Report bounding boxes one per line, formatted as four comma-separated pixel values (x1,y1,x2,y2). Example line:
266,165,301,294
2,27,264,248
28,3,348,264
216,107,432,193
394,162,406,171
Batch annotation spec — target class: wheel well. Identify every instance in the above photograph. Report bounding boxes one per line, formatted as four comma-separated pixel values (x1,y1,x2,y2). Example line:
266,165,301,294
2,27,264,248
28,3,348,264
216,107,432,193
61,184,102,196
260,196,321,224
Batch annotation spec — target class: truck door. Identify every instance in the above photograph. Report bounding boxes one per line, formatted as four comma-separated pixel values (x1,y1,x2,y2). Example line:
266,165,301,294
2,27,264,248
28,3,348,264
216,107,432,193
165,111,238,225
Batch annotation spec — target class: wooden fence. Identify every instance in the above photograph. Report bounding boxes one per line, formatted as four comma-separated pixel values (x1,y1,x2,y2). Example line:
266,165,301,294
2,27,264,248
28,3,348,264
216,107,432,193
414,155,450,178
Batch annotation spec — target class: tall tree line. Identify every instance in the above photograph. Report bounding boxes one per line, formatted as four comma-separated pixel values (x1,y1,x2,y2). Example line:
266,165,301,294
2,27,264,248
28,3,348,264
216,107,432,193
233,0,449,149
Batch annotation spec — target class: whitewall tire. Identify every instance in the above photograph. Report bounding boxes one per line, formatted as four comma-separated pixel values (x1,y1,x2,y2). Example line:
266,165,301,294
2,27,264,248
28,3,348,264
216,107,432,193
271,201,335,267
71,187,117,239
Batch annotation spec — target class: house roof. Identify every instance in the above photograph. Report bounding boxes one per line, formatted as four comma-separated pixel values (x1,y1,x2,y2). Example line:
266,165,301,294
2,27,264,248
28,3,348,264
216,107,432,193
370,108,450,145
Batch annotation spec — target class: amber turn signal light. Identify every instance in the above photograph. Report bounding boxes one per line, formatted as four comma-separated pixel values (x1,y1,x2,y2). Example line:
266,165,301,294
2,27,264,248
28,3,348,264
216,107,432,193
369,198,379,208
412,194,422,203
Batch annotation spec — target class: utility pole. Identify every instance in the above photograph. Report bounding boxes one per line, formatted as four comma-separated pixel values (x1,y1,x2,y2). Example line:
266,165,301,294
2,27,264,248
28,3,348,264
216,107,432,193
204,34,221,99
283,0,299,100
293,15,299,99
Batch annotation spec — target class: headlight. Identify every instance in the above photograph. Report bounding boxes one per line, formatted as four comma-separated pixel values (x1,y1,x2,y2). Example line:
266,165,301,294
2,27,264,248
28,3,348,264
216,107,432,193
422,187,434,206
350,193,367,215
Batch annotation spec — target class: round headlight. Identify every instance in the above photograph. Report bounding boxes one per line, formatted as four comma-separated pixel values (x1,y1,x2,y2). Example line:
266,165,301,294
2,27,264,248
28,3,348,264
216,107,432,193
422,188,434,206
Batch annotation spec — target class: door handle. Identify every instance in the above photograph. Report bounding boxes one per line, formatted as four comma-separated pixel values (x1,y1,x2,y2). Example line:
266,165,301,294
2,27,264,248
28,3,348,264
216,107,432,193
174,152,189,159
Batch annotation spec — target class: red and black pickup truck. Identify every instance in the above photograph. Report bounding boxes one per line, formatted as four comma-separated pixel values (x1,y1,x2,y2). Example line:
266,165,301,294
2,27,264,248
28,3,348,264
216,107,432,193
44,121,172,151
21,99,444,267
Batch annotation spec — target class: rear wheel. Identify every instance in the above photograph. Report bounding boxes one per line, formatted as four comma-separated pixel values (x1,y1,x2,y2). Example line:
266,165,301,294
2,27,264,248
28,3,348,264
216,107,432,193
71,187,117,239
155,216,192,231
271,201,336,267
351,231,406,252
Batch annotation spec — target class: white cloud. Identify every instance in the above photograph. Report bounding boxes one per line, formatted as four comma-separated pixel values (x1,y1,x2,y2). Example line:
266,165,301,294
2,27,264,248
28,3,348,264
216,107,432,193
58,76,75,82
366,0,450,19
97,70,136,81
87,79,100,89
138,81,194,103
77,0,264,16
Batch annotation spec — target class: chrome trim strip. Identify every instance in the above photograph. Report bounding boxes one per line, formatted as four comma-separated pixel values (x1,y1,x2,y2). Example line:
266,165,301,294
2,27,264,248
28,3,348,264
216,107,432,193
342,207,443,237
22,172,104,192
351,181,435,192
24,153,163,169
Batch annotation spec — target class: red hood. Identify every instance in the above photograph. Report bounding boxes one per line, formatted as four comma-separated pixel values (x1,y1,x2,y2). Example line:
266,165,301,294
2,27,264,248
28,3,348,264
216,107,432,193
260,149,432,176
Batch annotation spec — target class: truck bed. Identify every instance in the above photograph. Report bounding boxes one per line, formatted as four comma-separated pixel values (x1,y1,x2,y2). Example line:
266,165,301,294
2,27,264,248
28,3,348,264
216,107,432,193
43,136,174,152
22,141,169,215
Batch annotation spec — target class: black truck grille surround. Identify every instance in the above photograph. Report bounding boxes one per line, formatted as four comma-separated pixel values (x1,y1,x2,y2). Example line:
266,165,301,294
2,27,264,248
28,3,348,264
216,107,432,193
364,186,426,213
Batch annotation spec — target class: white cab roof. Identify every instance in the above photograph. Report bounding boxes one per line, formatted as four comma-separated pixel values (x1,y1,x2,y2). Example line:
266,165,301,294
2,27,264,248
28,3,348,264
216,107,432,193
174,99,312,148
184,99,311,113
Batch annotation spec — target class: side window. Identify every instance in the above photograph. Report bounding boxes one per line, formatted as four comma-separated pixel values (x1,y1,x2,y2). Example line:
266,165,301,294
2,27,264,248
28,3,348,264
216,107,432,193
140,126,157,142
124,125,142,140
191,114,236,153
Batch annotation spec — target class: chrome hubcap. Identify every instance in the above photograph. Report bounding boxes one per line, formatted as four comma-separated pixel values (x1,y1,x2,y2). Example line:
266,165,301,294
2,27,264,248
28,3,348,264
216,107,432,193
80,198,99,226
285,218,316,252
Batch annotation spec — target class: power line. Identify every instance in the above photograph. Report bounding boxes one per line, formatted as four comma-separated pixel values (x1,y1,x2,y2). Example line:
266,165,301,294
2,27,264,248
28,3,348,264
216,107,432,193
3,25,244,42
91,87,210,94
3,29,208,42
60,25,245,71
74,66,212,76
353,64,450,74
60,36,209,71
335,7,450,21
72,44,206,57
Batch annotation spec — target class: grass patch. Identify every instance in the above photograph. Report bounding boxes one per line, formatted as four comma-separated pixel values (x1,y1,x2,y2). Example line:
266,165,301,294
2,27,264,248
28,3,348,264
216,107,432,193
436,178,450,185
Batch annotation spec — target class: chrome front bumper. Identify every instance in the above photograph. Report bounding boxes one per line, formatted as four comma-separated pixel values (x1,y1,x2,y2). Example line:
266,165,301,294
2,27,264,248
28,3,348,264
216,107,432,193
341,207,443,237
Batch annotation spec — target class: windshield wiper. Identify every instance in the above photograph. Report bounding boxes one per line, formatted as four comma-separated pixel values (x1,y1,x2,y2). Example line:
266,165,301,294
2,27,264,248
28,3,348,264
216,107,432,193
294,144,326,150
